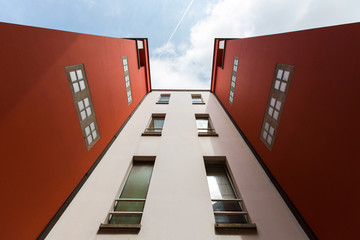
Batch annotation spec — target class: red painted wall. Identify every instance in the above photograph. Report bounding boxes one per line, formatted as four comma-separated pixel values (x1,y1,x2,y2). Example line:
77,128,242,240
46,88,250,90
212,23,360,240
0,22,149,239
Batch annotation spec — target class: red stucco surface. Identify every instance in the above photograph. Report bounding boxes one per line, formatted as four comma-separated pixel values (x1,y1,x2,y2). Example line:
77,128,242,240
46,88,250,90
212,23,360,240
0,22,149,239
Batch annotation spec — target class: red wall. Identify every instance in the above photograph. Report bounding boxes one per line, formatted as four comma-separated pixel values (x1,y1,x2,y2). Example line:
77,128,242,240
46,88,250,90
212,23,360,240
0,22,149,239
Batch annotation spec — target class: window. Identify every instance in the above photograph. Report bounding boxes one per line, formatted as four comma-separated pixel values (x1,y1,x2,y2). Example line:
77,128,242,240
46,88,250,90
195,114,218,136
157,94,170,104
136,39,146,68
99,157,155,232
142,114,165,136
65,64,100,150
260,64,294,150
204,157,256,231
122,56,132,105
216,39,226,68
191,94,205,104
229,57,239,104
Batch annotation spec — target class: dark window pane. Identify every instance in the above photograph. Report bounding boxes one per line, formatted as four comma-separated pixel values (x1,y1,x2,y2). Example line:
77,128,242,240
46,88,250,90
109,162,154,224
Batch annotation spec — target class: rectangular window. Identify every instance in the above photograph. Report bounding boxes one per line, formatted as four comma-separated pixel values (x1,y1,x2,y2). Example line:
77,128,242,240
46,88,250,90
216,39,226,68
122,56,132,105
195,114,218,136
157,94,170,104
142,114,165,136
65,64,100,150
204,157,256,231
229,57,239,104
99,157,155,232
191,94,205,104
136,39,146,68
260,64,294,150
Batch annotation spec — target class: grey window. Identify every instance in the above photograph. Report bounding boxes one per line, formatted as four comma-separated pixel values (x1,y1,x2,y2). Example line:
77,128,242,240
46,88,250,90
142,114,165,136
195,114,218,136
100,157,155,232
192,94,205,104
157,94,170,104
204,158,256,231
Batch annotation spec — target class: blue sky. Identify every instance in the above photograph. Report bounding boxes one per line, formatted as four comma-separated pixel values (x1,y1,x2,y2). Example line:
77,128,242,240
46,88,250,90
1,0,359,89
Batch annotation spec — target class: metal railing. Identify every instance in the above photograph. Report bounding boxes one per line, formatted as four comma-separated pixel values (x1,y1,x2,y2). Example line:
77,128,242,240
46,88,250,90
106,198,146,223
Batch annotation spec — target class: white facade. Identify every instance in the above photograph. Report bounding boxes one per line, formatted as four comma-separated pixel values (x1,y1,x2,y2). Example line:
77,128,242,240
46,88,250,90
46,91,308,240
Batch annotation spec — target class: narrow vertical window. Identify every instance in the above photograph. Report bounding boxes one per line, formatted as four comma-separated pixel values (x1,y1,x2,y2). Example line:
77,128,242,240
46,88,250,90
122,56,132,105
191,94,205,104
65,64,100,150
99,157,155,232
136,39,146,68
195,114,218,136
142,114,165,136
204,158,256,231
216,39,226,68
229,57,239,104
157,94,170,104
260,64,294,150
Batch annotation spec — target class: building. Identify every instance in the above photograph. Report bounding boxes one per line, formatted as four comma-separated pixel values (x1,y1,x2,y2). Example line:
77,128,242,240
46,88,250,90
0,21,359,240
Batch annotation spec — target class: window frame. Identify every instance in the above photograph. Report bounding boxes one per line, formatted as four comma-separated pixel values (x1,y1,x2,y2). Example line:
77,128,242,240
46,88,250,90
65,64,100,150
99,156,156,233
260,63,294,150
195,114,218,137
156,94,170,104
191,94,205,104
142,113,166,136
203,156,256,232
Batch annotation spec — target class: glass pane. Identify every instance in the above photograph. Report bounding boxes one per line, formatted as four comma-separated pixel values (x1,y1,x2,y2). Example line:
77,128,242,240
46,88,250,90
110,214,142,225
196,118,211,133
149,117,164,132
110,162,154,224
192,97,202,103
206,165,248,224
215,214,248,224
159,96,169,102
206,166,236,199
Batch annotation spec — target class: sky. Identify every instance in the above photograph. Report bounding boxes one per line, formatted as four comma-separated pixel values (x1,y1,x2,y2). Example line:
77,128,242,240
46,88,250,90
1,0,359,89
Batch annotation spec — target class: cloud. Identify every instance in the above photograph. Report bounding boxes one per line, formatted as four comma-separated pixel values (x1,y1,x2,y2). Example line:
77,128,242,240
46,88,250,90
150,0,360,89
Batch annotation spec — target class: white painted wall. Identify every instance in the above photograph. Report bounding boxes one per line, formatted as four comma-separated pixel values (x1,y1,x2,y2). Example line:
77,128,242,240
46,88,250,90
46,91,308,240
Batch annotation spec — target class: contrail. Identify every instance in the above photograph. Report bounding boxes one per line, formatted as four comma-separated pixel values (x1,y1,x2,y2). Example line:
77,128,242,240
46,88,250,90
167,0,195,44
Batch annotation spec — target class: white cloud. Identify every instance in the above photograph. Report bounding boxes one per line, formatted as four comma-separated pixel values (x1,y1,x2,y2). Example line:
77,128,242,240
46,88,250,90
150,0,360,89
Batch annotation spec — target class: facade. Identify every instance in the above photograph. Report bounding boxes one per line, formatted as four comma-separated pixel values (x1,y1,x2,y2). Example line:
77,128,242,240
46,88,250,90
0,22,151,240
211,22,360,240
45,91,308,240
1,21,359,240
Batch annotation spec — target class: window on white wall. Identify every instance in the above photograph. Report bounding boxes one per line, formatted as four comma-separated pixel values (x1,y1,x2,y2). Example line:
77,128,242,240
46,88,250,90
142,114,166,136
157,94,170,104
260,63,294,150
195,114,218,136
99,157,155,232
204,157,256,231
191,94,205,104
65,64,100,150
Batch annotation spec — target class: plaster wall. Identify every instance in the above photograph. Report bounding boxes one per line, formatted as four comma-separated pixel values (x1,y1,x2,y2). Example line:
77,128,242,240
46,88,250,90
47,91,307,240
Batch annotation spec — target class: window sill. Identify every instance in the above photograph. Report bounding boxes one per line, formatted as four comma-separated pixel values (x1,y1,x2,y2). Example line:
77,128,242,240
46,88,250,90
198,132,218,137
98,223,141,233
142,132,162,136
156,102,169,104
192,102,206,105
215,223,257,233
